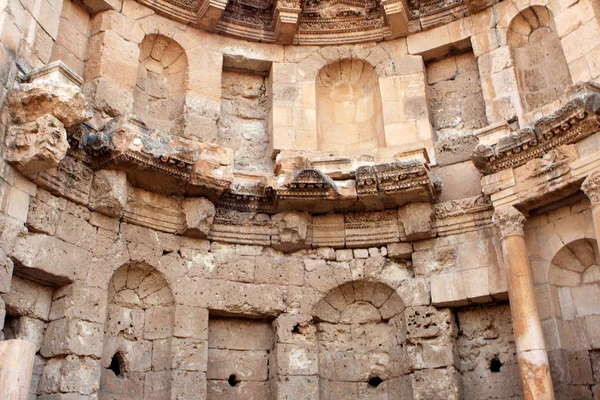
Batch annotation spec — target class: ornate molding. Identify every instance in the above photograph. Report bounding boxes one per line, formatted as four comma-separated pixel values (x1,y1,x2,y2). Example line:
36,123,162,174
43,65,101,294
473,91,600,175
132,0,497,44
582,170,600,205
356,160,441,201
493,205,525,238
434,194,492,220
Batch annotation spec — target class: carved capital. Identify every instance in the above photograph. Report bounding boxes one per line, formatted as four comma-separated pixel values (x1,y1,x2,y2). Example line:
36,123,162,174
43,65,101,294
493,205,525,238
582,170,600,205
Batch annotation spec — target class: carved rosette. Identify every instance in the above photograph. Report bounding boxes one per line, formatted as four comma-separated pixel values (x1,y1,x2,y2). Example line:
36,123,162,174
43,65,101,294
582,171,600,206
493,205,525,238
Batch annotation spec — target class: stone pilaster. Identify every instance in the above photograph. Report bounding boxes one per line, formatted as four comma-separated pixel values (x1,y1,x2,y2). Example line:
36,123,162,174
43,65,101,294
582,170,600,253
493,206,555,400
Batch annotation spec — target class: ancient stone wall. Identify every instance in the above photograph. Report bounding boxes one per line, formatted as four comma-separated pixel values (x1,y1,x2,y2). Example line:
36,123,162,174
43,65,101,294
0,0,599,398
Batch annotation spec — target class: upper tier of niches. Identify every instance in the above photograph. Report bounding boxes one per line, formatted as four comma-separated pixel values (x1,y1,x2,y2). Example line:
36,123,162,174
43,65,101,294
132,0,501,45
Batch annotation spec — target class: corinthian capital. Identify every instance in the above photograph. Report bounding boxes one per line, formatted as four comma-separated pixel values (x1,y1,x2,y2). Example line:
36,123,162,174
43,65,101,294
582,170,600,205
493,205,525,238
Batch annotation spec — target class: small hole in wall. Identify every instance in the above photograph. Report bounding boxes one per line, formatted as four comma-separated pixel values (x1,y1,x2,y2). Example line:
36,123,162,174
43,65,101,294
228,374,240,387
368,376,383,387
490,357,502,373
292,324,302,334
109,353,123,377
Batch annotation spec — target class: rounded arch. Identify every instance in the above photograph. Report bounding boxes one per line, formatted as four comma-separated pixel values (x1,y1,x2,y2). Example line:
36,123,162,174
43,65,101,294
506,6,571,118
133,34,189,135
313,280,407,392
313,280,405,322
100,263,175,399
548,238,600,289
315,59,386,153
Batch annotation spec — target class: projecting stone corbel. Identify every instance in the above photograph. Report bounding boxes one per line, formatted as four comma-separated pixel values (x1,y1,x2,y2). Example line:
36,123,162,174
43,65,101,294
195,0,229,30
381,0,411,38
274,0,302,44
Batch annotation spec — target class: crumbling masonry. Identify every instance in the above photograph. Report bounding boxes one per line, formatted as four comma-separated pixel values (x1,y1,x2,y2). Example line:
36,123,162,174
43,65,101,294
0,0,599,398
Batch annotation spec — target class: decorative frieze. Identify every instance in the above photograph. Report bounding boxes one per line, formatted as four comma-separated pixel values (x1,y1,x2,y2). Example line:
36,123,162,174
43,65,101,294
344,211,400,248
434,195,493,236
473,91,600,175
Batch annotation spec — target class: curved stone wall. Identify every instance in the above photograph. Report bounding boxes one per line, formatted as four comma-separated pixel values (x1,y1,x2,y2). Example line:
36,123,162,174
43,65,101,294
0,0,599,398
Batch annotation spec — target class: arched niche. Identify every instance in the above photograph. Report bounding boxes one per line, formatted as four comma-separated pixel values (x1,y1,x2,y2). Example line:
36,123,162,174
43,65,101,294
507,6,571,119
100,263,174,400
133,34,188,136
543,239,600,397
313,281,407,397
315,59,385,153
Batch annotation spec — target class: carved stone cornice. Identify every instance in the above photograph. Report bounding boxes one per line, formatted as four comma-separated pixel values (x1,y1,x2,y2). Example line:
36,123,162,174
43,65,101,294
132,0,497,44
278,168,337,199
356,160,441,202
473,91,600,175
76,116,234,199
434,194,491,219
493,205,525,238
582,170,600,206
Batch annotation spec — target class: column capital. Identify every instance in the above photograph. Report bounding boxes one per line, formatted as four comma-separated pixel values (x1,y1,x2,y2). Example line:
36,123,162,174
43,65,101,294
582,170,600,206
493,205,525,238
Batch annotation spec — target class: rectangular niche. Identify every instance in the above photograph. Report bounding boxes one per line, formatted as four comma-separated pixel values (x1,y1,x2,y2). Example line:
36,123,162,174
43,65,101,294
426,50,488,138
218,56,273,173
207,316,275,399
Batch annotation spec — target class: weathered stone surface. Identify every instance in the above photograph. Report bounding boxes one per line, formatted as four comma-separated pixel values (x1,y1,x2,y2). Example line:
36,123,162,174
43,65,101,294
88,170,128,217
181,197,215,238
398,203,435,241
272,212,311,252
6,81,91,127
4,115,69,175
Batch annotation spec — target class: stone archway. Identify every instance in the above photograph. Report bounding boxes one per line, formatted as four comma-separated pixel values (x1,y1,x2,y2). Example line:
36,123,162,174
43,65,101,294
99,263,174,400
313,281,408,398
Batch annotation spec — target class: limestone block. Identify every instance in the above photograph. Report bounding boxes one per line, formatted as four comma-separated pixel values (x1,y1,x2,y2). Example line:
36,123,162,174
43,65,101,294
208,319,274,351
40,318,103,357
254,255,304,286
207,348,269,380
207,380,270,400
398,203,435,241
101,336,152,372
27,196,61,235
11,234,90,284
173,305,208,339
336,249,353,262
88,170,128,217
143,306,174,340
2,276,53,320
82,77,134,117
275,343,318,375
143,370,172,397
202,280,286,316
181,197,215,238
55,212,97,251
4,114,69,175
49,284,107,324
272,212,312,252
272,375,319,400
4,316,47,352
405,306,455,339
273,313,316,344
172,370,207,400
172,338,208,372
0,248,14,293
407,336,457,370
6,81,91,127
412,367,461,400
387,242,413,259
